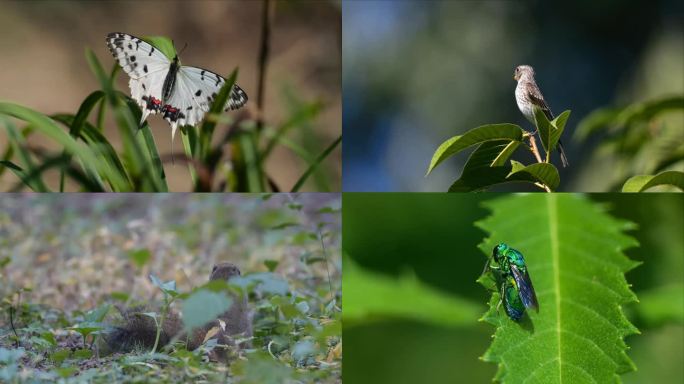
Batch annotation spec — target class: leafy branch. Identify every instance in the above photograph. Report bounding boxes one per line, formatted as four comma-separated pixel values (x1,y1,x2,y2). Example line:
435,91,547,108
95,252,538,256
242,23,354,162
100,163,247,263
426,111,570,192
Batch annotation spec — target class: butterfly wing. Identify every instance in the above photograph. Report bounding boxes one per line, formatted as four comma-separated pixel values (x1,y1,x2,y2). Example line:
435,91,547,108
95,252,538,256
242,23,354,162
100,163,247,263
180,66,248,113
106,32,170,125
159,66,248,140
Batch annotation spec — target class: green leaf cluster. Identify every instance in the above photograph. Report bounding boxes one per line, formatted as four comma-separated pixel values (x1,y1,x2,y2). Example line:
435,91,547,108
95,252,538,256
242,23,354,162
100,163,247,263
427,111,571,191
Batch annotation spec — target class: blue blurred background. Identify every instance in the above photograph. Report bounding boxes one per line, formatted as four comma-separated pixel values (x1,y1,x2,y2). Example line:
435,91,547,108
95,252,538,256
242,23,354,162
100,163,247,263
343,0,683,191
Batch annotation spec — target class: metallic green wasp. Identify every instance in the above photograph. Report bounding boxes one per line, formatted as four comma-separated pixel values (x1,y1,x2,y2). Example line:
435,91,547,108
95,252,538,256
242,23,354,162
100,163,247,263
484,243,539,321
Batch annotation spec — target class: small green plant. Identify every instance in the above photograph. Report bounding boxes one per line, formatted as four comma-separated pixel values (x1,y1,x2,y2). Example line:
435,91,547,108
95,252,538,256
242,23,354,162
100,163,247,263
67,305,110,349
147,274,180,354
426,109,571,192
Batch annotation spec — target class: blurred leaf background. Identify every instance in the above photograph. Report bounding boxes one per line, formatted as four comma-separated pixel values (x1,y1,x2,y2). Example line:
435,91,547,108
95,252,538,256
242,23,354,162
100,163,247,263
342,0,683,192
343,193,683,383
0,0,341,191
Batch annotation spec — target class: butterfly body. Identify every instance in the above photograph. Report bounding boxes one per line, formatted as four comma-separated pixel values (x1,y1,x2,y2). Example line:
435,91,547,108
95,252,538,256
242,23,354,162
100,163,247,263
105,32,247,142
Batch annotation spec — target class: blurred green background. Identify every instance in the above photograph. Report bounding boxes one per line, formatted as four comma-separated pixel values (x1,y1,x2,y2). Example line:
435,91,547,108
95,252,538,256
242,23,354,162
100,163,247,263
343,193,683,383
343,0,683,192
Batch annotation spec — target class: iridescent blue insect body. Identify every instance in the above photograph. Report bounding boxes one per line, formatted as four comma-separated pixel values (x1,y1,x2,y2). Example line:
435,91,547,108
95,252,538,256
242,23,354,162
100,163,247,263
484,243,539,321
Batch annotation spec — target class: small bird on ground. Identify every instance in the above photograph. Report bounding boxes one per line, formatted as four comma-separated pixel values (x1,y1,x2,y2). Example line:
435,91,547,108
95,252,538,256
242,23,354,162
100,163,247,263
513,65,569,167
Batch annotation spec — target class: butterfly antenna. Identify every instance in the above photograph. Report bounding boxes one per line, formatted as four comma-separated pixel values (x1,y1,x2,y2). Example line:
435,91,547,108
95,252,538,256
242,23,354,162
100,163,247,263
178,42,188,56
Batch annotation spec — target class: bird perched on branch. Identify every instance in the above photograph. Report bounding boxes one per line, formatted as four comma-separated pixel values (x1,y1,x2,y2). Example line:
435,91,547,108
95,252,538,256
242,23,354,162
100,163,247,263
514,65,569,167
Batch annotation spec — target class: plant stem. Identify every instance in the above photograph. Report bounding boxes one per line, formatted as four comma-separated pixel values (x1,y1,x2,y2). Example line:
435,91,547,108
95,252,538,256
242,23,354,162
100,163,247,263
527,134,543,163
252,0,276,192
256,0,275,137
151,301,168,354
534,181,552,193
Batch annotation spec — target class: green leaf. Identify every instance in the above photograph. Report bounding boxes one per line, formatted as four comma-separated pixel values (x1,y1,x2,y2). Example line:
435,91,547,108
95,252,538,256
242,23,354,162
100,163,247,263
181,289,232,331
0,102,126,189
344,255,481,327
476,194,640,383
550,110,571,148
262,260,279,272
447,140,519,192
1,117,48,191
198,69,238,161
127,248,151,268
446,145,557,192
87,48,166,191
427,124,524,175
84,304,110,322
534,108,570,156
506,161,560,191
621,171,684,192
149,275,178,297
140,35,176,61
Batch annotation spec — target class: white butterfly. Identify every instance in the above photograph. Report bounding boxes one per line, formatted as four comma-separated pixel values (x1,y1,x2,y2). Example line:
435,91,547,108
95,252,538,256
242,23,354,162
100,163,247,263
105,32,248,142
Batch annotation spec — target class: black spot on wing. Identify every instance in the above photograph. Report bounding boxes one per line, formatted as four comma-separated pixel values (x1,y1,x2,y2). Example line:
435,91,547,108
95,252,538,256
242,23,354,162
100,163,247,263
143,64,148,73
225,84,248,111
195,90,202,96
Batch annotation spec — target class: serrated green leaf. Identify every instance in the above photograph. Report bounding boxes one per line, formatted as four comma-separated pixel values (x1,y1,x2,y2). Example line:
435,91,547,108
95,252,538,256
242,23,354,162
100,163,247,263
344,255,481,327
476,194,639,383
621,171,684,192
427,124,524,175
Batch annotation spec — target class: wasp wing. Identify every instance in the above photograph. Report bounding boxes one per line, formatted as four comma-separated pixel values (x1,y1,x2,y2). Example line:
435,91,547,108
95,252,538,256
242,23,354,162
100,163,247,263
511,265,539,311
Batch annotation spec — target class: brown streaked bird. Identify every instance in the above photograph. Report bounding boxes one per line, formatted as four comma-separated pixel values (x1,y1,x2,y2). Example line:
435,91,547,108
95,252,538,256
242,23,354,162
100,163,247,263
514,65,569,167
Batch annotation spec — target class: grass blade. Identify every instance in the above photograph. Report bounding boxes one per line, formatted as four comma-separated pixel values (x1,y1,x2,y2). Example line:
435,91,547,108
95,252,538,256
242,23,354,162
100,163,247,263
291,135,341,192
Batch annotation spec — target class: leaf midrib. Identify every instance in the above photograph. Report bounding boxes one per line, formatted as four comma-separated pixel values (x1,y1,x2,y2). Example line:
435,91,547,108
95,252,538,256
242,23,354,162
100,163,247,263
547,194,562,383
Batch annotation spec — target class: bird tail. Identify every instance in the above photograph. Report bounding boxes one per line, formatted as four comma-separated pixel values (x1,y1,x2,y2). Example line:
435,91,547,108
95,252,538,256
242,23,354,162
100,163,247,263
557,140,569,168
